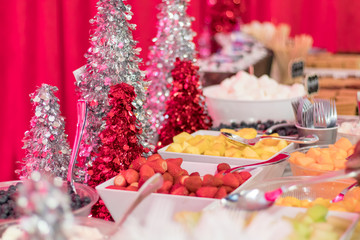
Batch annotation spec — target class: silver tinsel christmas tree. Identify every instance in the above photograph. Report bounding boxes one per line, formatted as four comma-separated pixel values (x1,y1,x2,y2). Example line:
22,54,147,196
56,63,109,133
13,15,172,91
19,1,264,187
75,0,152,182
16,172,74,240
17,84,71,180
145,0,197,144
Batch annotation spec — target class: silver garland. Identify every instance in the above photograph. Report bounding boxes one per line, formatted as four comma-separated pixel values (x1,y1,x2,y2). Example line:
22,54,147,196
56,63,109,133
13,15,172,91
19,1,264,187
145,0,197,144
16,84,72,180
17,172,74,240
75,0,153,182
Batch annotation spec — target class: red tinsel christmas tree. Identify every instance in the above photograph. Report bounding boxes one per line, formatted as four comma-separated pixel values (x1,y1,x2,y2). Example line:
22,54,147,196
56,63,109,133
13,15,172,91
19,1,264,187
88,83,144,220
157,59,213,149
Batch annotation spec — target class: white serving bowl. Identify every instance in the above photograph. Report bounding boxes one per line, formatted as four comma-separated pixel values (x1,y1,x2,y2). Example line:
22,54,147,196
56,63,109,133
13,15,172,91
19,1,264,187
203,85,297,126
96,161,262,222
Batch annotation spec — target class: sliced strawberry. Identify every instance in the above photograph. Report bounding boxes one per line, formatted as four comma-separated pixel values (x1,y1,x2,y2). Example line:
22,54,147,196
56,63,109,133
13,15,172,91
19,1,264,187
167,162,184,178
139,164,155,179
214,187,227,199
106,185,126,190
114,174,127,187
179,175,189,185
124,169,139,184
157,181,173,194
184,176,203,192
166,158,183,167
222,173,240,188
162,172,174,184
129,182,139,188
190,172,200,177
217,163,231,172
170,183,182,192
129,156,147,171
239,171,252,181
223,185,235,193
126,186,139,191
146,159,167,173
170,186,189,196
189,192,196,197
233,172,245,185
147,153,161,162
196,186,218,198
203,174,223,187
214,170,226,180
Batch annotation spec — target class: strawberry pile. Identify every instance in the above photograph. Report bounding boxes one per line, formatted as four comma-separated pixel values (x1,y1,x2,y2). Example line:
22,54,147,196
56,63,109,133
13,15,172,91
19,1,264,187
106,154,252,199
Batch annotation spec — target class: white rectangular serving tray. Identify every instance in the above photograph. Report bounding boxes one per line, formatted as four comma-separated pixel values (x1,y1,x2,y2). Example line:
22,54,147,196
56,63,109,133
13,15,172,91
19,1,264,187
96,161,262,222
158,130,294,180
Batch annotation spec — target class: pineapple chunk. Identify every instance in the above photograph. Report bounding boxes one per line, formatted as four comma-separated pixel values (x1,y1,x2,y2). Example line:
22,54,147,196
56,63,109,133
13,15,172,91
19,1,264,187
204,150,221,156
193,139,211,154
224,147,242,158
211,143,226,156
242,147,260,159
236,128,257,139
173,132,193,144
276,140,288,150
167,143,183,152
183,146,201,155
186,135,203,146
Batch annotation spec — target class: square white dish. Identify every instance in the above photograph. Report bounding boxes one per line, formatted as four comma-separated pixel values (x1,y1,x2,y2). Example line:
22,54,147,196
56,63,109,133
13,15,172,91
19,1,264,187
158,130,294,180
96,161,262,222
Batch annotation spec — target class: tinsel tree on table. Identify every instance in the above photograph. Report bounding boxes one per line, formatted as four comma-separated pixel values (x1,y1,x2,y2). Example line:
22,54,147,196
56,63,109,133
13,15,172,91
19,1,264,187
75,0,151,183
16,84,72,180
88,83,144,220
145,0,197,145
16,172,74,240
157,58,212,148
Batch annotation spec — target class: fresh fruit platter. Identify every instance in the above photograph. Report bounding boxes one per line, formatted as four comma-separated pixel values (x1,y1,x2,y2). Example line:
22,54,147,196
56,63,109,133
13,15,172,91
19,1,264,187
96,155,262,222
289,137,354,176
105,154,252,199
160,129,290,160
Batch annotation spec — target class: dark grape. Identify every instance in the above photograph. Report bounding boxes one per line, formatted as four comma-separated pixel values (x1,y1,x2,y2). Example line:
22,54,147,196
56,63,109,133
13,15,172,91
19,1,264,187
211,120,298,136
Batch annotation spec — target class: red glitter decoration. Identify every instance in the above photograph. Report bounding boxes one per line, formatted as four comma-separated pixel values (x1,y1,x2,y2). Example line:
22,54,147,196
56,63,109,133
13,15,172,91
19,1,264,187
206,0,245,53
88,83,145,220
157,59,213,149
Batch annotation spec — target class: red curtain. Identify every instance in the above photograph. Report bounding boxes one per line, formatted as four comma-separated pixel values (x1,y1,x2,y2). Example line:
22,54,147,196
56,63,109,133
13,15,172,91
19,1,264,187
0,0,359,182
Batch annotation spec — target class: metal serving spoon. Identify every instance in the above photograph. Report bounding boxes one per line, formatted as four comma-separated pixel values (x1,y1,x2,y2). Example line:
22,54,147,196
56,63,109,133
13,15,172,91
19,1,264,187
221,168,360,211
224,153,290,173
221,132,319,146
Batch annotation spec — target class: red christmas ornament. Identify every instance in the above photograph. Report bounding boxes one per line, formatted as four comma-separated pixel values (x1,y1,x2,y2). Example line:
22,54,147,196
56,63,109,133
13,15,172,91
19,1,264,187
157,59,213,150
88,83,145,220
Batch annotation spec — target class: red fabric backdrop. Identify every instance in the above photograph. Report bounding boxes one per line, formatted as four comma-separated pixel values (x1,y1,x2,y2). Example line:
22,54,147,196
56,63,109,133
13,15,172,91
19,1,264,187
0,0,359,181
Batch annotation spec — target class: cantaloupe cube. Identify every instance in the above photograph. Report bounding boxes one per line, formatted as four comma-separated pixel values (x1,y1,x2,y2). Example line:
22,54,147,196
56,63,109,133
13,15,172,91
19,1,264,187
334,137,353,152
276,140,288,150
318,164,334,171
224,147,241,158
306,148,321,159
182,146,201,155
334,148,347,160
242,147,260,159
347,146,355,156
211,143,226,156
308,163,325,171
166,143,183,152
289,152,306,163
203,150,221,156
334,159,347,169
295,156,315,167
186,135,203,146
236,128,257,139
193,138,211,154
316,154,333,165
173,132,193,144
